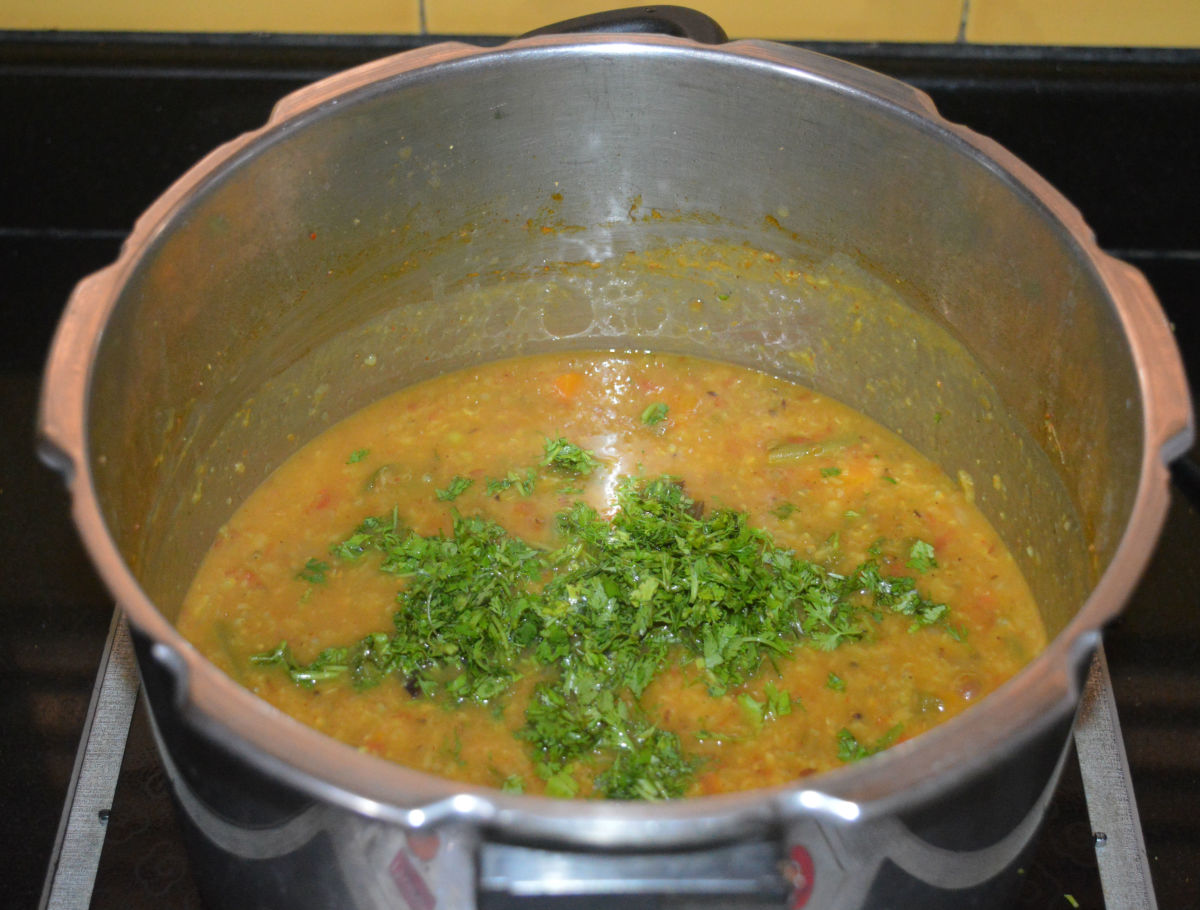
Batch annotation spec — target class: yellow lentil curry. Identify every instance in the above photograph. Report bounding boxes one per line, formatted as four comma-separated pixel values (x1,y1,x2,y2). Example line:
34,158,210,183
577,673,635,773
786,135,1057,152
177,352,1044,799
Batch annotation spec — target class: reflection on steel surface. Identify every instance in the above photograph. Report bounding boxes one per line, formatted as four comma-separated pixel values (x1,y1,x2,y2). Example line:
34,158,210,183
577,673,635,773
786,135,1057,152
152,715,1066,908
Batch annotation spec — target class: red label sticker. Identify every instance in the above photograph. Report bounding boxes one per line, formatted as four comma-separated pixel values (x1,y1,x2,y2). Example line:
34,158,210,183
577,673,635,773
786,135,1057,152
787,845,816,908
389,848,436,910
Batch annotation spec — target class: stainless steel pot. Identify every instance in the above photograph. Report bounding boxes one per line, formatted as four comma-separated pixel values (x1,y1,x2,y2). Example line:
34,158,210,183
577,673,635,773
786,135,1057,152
39,17,1193,909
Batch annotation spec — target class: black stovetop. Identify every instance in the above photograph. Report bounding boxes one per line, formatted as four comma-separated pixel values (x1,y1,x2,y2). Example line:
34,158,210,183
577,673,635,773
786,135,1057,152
3,34,1198,909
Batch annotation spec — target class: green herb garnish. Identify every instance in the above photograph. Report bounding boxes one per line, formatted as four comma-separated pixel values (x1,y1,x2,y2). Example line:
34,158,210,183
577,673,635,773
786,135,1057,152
347,448,370,464
771,502,798,520
258,467,951,799
540,766,580,799
826,672,846,692
296,558,330,585
906,539,938,574
486,468,538,497
738,693,764,728
945,623,968,642
541,437,601,475
435,475,474,501
764,682,794,719
252,637,390,689
820,466,842,477
640,402,669,426
852,561,947,631
836,724,903,762
500,774,525,794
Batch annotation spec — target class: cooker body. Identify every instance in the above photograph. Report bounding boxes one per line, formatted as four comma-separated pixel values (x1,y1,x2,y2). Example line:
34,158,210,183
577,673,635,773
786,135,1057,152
40,33,1192,908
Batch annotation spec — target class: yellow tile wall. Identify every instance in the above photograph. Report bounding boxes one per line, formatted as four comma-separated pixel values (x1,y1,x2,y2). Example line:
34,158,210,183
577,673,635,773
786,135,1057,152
1,0,421,34
4,0,1200,47
967,0,1200,47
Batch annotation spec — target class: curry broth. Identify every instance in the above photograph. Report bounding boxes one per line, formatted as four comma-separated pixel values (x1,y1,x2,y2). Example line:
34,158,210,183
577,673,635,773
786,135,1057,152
177,352,1044,797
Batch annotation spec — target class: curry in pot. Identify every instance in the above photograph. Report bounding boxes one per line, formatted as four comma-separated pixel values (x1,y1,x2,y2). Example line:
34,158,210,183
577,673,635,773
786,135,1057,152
177,352,1044,799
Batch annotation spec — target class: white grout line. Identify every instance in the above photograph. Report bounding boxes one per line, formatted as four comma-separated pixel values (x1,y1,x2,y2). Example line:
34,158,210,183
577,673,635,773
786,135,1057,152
1074,644,1158,910
39,609,140,910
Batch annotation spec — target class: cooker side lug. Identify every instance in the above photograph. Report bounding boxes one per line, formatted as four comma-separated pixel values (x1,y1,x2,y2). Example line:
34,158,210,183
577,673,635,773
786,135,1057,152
37,265,122,486
1099,252,1194,463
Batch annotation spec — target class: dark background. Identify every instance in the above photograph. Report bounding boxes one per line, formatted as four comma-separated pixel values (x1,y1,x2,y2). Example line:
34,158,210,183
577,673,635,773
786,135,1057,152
2,33,1197,908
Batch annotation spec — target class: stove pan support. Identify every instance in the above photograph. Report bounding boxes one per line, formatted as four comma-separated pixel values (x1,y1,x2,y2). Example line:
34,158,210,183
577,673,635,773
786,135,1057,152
1074,645,1158,909
39,609,139,910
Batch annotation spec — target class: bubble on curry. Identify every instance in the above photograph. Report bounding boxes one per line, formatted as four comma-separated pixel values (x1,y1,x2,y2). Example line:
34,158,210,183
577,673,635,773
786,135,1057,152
177,352,1045,799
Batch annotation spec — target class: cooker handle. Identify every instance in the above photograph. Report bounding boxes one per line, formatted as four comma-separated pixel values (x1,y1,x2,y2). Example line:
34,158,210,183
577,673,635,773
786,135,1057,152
478,838,793,904
521,5,728,44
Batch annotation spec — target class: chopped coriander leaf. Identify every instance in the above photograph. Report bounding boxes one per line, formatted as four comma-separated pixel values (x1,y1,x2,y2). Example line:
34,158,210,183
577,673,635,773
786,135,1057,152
836,729,867,763
328,509,400,562
771,502,798,520
738,693,764,728
486,467,538,497
826,672,846,692
541,437,601,475
541,768,580,799
500,774,525,794
347,448,370,464
296,558,330,585
836,724,902,763
596,725,695,800
251,639,378,689
309,512,543,699
764,682,793,719
882,475,899,485
435,474,474,501
820,466,842,477
641,402,669,426
262,473,952,798
906,539,938,574
852,561,948,631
